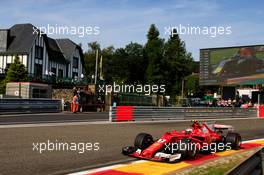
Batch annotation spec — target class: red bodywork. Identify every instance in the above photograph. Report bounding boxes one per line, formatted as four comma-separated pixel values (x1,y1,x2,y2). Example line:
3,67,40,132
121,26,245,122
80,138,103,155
129,122,223,161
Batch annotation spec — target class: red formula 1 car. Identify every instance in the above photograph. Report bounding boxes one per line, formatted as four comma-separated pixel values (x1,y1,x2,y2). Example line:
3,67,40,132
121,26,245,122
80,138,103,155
122,121,241,162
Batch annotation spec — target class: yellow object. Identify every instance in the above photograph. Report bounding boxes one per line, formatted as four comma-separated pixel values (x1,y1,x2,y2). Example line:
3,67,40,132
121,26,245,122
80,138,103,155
115,161,191,175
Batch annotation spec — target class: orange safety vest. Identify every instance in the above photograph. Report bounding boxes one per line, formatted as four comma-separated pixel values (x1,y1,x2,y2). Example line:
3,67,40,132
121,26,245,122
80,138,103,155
72,96,78,104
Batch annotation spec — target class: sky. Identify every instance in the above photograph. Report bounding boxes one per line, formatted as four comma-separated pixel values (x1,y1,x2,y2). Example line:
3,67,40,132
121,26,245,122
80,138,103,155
0,0,263,60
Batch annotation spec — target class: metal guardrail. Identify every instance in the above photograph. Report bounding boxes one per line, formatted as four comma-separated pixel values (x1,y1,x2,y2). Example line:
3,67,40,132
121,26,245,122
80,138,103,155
227,147,264,175
109,106,257,122
0,98,62,114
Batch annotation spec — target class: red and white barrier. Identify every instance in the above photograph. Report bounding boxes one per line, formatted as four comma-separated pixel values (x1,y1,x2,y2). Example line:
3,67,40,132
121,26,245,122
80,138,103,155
258,105,264,118
115,106,134,121
110,106,257,122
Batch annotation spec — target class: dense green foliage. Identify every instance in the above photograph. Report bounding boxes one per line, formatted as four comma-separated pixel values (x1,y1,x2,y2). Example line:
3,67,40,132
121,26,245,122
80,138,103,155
0,56,28,94
0,79,6,94
83,24,197,96
5,57,28,82
185,74,200,96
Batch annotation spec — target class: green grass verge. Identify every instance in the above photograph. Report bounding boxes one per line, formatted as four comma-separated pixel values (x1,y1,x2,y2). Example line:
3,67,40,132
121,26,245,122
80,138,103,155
188,159,239,175
167,149,258,175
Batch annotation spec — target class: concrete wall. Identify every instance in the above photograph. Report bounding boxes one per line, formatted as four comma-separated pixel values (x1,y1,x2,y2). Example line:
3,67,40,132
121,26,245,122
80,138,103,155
6,82,52,99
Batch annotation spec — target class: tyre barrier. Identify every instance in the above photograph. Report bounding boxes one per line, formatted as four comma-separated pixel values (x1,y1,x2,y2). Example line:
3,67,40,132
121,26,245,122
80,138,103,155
109,106,257,122
0,98,62,114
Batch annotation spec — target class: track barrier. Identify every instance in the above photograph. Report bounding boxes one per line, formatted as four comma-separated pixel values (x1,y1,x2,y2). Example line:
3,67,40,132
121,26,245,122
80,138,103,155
0,98,62,114
227,147,264,175
258,105,264,118
109,106,257,122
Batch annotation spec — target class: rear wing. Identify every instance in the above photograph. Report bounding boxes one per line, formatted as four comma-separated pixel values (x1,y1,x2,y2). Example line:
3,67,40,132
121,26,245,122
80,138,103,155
213,124,234,132
204,122,234,131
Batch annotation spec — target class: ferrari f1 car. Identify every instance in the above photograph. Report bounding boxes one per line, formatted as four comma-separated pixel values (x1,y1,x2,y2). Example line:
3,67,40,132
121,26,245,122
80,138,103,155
122,121,241,162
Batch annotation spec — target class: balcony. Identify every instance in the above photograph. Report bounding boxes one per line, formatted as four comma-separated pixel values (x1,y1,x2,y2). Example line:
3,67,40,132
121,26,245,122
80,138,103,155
27,74,88,87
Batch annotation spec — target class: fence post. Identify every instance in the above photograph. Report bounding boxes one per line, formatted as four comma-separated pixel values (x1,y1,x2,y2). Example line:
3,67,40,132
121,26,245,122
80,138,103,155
61,99,64,111
109,106,112,122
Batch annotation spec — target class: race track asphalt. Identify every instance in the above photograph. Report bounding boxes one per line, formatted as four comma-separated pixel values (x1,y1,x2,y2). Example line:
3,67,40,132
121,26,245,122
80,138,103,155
0,118,264,175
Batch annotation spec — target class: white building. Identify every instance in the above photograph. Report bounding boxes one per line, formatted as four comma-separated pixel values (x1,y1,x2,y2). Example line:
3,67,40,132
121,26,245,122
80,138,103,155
0,24,84,81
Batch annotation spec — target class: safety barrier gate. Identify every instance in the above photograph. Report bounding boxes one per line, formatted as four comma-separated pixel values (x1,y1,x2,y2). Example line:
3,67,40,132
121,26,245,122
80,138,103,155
109,106,257,122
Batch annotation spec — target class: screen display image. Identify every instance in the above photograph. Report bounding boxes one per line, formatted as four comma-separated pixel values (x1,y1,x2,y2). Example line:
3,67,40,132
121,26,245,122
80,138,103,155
200,45,264,85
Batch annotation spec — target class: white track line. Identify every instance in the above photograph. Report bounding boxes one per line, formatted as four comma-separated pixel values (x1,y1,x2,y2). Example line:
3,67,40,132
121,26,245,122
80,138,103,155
243,138,264,143
0,121,110,128
0,117,261,128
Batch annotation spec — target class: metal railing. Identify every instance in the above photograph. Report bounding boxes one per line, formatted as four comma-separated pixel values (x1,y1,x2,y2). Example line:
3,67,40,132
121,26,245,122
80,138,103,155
227,147,264,175
27,74,88,85
109,106,257,122
0,98,62,114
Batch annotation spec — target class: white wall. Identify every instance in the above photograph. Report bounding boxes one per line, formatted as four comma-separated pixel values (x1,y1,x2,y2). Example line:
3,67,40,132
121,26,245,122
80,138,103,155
28,35,47,75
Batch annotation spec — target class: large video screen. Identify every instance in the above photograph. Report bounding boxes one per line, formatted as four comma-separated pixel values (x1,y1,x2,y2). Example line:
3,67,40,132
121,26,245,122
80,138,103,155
200,45,264,85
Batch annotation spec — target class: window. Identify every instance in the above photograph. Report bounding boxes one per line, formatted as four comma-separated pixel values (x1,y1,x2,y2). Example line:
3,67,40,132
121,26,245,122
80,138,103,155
51,67,56,76
32,88,47,98
66,65,69,77
6,63,11,69
34,63,42,77
72,72,78,79
73,57,78,69
58,69,63,78
35,46,43,60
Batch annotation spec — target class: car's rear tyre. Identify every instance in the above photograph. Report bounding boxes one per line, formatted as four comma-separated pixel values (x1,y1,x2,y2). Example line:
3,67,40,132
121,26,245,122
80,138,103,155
134,133,153,149
226,133,241,150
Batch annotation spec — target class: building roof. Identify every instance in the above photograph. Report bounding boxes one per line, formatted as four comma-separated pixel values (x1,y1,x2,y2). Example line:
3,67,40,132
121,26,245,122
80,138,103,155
46,37,66,63
56,39,76,61
56,38,84,64
0,23,38,54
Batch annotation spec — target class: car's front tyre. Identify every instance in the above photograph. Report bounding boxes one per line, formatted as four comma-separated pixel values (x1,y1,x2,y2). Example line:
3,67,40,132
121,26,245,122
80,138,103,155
122,146,136,155
134,133,154,149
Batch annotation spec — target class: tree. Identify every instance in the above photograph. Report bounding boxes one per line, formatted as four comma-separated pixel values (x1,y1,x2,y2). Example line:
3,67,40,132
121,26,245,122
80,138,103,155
101,46,115,83
0,79,6,94
144,24,166,105
83,42,101,83
185,74,199,96
163,28,194,96
125,42,146,84
5,56,28,82
145,24,165,85
83,25,195,100
111,48,128,83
